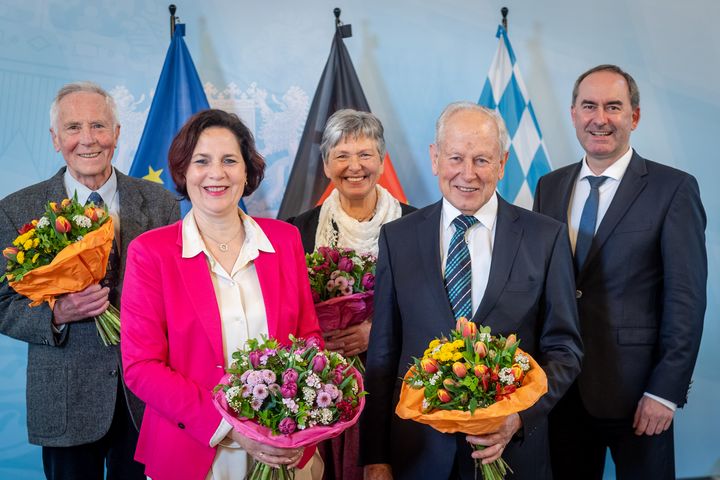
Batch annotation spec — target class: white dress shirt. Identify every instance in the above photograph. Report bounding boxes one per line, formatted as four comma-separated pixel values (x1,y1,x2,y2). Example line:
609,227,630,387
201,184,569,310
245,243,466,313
181,209,273,480
567,148,676,412
439,193,498,317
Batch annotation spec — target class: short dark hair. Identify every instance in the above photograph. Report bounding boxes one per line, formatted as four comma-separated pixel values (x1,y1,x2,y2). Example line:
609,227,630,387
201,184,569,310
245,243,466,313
572,64,640,110
168,109,265,198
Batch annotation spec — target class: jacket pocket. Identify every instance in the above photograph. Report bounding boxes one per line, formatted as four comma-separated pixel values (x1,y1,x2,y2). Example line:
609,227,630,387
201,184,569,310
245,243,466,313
614,221,652,234
617,327,658,345
27,366,67,437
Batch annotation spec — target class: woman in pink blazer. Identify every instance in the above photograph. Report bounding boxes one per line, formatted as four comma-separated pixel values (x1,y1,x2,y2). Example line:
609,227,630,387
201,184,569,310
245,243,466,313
121,110,322,480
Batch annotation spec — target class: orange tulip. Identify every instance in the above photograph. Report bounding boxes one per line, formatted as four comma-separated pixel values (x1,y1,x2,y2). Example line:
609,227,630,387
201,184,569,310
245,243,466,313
2,246,18,259
452,362,467,378
443,378,458,389
49,202,61,213
474,341,488,358
505,334,517,349
55,216,71,233
511,364,524,383
437,389,452,403
462,321,477,338
84,207,99,222
455,317,469,332
60,198,72,208
421,358,439,374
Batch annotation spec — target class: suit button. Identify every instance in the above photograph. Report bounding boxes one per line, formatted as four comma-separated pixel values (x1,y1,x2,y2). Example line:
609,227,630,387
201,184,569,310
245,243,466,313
109,370,118,377
178,422,185,429
576,290,582,299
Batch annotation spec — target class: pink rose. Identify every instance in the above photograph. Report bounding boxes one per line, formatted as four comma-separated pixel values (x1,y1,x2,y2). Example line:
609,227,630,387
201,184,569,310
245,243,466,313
338,257,354,272
361,273,375,290
278,417,297,435
311,354,327,373
282,368,299,384
249,351,262,368
281,382,297,398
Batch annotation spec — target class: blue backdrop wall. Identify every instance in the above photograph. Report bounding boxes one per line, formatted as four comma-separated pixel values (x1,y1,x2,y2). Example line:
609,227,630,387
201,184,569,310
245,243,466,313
0,1,718,478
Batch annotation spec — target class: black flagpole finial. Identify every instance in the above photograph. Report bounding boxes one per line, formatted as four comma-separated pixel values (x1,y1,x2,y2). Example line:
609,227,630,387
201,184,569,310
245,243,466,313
169,4,177,39
333,7,352,38
501,7,509,31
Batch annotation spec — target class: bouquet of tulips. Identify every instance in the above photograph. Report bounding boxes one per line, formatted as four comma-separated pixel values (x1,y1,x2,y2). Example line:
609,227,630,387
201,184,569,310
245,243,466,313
213,335,366,480
0,194,120,345
305,246,376,372
396,318,548,480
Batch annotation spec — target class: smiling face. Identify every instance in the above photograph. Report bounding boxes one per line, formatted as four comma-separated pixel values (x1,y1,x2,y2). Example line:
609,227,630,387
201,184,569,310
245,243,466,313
324,135,384,203
50,91,120,190
571,70,640,169
185,127,247,221
431,109,507,215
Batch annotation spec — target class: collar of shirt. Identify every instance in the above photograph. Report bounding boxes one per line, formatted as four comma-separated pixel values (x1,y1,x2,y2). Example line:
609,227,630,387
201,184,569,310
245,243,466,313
441,192,498,233
63,168,118,211
182,209,275,266
577,147,634,184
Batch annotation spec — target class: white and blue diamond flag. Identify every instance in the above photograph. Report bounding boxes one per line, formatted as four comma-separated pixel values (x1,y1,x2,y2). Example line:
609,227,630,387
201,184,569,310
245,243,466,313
479,25,551,208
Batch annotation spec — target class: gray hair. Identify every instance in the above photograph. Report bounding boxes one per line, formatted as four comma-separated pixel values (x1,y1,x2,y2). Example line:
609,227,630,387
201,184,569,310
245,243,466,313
320,109,386,163
49,81,119,131
572,64,640,110
435,102,510,155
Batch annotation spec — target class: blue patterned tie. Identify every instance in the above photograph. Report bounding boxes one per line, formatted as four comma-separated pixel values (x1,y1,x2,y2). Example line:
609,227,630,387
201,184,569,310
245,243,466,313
574,176,609,272
445,215,479,319
87,192,120,304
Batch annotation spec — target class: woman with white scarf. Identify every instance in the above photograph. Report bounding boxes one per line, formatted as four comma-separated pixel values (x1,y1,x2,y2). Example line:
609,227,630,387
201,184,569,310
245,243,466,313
287,109,415,480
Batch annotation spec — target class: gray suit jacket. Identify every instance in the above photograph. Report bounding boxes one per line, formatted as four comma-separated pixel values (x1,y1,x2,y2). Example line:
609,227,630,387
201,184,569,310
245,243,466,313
0,167,180,447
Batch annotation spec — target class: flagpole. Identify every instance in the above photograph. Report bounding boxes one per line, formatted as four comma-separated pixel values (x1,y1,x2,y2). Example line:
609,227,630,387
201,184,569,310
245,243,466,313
169,4,177,38
333,7,352,38
501,7,508,31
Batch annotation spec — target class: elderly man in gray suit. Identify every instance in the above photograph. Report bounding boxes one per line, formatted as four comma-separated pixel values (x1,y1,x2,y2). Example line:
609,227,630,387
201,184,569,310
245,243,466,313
0,82,179,479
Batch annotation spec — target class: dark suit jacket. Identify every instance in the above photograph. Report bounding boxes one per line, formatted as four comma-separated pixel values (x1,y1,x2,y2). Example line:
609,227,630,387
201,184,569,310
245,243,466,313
287,202,417,254
359,197,582,480
533,151,707,418
0,167,179,447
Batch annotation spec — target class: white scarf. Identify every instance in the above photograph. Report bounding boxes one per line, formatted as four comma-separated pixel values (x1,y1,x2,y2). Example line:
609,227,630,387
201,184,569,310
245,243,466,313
314,185,402,256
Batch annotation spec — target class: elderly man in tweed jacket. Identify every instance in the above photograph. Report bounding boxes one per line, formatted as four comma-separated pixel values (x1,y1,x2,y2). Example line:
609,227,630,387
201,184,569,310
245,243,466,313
0,82,179,479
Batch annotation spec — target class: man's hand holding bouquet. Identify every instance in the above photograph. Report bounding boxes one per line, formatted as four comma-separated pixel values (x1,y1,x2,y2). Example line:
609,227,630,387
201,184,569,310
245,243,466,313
396,318,548,480
0,194,119,345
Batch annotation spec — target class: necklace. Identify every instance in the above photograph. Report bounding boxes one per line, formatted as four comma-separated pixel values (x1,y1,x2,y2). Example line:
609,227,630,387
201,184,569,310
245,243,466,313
200,223,243,252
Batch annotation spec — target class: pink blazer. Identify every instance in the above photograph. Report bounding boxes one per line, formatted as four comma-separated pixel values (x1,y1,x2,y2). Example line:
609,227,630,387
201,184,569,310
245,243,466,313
121,218,321,480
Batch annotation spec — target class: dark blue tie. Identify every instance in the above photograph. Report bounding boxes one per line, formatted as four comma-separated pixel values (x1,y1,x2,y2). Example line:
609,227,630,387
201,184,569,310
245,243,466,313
87,192,120,304
574,176,609,272
445,215,479,319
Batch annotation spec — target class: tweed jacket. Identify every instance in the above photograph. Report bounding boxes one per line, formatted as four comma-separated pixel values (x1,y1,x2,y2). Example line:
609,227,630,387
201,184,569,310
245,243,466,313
0,167,179,447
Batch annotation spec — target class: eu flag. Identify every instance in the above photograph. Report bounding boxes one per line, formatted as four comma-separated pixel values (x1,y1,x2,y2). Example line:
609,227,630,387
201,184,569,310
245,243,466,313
129,24,209,208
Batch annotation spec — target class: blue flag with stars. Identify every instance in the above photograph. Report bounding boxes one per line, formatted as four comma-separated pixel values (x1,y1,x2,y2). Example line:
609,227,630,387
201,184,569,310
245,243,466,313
130,24,208,190
478,25,551,208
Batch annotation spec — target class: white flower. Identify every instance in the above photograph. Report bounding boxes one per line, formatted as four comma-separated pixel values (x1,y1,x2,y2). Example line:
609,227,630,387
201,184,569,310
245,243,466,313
319,408,333,425
306,373,321,388
37,217,50,229
282,398,299,414
226,386,241,402
499,367,514,385
479,333,491,343
428,373,442,386
302,387,316,403
515,354,530,372
422,398,430,411
72,215,92,228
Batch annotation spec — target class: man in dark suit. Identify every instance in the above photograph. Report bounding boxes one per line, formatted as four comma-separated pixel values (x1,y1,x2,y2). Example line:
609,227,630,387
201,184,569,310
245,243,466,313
360,102,582,480
0,81,179,479
534,64,707,480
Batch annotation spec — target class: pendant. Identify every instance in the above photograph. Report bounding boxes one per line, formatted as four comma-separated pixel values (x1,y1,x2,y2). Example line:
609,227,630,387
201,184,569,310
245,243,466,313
218,243,229,252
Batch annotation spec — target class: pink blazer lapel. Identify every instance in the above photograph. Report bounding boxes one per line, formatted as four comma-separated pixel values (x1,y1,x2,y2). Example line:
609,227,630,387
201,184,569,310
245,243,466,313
254,249,280,338
174,229,225,366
